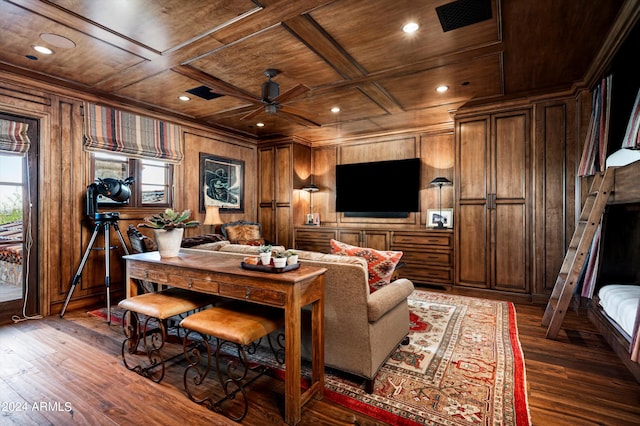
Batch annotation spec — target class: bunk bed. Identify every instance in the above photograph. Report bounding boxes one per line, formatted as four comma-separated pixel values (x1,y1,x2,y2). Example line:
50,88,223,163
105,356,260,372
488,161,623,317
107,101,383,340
588,152,640,383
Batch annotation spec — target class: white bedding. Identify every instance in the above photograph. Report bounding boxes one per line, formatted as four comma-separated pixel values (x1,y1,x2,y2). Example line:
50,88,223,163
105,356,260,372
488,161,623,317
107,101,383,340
598,284,640,338
606,148,640,168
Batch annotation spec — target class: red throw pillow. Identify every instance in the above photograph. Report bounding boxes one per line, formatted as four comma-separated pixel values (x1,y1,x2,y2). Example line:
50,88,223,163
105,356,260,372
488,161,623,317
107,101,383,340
330,239,403,293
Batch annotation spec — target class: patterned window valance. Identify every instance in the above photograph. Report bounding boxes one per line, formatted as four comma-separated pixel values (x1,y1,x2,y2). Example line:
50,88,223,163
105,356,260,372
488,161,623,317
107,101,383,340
0,119,30,155
83,103,183,163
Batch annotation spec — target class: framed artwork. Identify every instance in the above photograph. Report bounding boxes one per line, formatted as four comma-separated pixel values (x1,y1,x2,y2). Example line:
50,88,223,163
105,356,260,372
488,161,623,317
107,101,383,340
427,208,453,228
199,153,244,213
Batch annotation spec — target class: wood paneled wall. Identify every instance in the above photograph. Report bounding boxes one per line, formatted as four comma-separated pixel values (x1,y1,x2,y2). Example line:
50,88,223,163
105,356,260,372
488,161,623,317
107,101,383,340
0,73,257,316
311,131,455,229
0,66,590,313
181,131,257,238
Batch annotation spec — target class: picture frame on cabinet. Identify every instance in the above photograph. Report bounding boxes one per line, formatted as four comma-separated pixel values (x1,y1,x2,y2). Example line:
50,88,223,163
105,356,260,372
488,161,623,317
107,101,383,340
305,213,320,226
427,208,453,228
199,153,244,213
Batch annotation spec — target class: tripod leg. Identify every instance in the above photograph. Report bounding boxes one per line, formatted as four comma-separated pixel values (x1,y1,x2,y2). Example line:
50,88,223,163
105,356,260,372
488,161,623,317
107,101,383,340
60,223,101,318
113,223,130,256
104,223,112,325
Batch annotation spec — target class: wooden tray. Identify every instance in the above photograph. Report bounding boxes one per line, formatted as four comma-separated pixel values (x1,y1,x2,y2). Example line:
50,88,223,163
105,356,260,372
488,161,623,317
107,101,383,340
240,261,301,274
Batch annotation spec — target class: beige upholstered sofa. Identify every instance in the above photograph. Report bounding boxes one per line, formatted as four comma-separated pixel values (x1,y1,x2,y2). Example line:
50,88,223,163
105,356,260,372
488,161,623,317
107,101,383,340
185,242,415,390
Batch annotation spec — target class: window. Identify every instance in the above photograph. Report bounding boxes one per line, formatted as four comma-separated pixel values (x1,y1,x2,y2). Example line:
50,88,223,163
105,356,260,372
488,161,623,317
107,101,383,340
91,152,172,207
0,153,23,223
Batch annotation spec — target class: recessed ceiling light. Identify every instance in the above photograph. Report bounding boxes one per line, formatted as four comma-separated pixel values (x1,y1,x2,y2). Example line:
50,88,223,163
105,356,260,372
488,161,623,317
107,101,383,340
331,107,340,113
403,22,419,33
436,85,449,93
178,95,190,101
256,122,265,127
39,33,76,49
32,45,53,55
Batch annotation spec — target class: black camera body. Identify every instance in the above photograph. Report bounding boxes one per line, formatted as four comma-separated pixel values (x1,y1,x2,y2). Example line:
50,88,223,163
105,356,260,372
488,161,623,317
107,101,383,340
85,177,134,218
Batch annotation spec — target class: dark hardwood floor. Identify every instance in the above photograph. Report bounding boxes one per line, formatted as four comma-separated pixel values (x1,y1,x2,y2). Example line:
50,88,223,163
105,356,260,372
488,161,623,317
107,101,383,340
0,300,639,425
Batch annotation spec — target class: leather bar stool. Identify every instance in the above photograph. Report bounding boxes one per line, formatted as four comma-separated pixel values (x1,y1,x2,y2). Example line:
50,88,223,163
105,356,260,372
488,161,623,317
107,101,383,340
180,302,284,422
119,287,216,383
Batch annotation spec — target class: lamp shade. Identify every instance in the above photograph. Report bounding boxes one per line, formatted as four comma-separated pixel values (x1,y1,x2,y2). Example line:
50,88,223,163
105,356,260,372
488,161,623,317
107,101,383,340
429,176,452,186
302,183,319,192
203,205,222,225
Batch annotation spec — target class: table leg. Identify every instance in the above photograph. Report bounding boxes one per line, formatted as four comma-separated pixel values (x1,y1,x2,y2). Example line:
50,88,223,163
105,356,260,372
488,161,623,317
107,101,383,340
311,294,324,399
284,303,301,425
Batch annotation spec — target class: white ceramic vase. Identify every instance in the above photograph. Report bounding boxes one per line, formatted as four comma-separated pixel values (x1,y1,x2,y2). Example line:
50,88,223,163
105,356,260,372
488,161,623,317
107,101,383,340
287,255,299,265
153,228,184,258
273,257,287,268
259,252,272,265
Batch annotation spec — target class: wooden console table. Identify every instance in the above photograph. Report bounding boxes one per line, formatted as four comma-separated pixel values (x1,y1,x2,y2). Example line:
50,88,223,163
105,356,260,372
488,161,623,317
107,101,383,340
123,250,327,425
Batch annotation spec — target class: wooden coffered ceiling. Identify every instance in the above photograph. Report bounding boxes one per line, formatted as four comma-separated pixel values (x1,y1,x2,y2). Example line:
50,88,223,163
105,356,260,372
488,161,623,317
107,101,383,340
0,0,630,142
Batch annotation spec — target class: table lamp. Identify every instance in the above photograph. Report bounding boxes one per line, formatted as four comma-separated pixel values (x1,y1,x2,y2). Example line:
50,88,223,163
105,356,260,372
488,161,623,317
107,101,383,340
429,177,452,228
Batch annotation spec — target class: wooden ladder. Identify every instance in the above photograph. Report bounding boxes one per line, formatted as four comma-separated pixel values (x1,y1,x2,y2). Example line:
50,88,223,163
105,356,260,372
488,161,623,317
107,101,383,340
541,168,615,339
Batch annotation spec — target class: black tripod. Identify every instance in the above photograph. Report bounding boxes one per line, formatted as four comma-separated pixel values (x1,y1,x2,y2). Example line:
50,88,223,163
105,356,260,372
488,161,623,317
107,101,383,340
60,212,129,324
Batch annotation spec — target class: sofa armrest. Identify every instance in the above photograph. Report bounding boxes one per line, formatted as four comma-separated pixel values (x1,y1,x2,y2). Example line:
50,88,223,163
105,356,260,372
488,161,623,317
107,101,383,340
367,278,414,322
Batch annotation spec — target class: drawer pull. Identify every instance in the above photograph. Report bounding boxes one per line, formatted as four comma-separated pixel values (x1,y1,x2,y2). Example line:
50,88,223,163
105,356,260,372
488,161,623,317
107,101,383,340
245,288,251,300
188,279,193,289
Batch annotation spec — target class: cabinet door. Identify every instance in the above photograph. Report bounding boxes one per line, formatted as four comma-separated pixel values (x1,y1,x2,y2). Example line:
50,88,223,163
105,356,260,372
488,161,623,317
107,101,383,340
258,147,276,243
456,117,490,288
275,145,291,204
490,112,529,292
259,148,275,204
363,231,389,250
276,205,292,248
337,230,360,247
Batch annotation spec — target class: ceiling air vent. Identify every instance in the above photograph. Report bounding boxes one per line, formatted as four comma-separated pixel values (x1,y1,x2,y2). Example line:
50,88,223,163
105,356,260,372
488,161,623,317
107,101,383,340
185,85,223,100
436,0,492,32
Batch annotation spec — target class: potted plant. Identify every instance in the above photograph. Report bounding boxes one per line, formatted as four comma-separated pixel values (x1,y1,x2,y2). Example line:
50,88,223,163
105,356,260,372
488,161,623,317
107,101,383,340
273,250,287,268
285,249,299,265
258,244,272,265
138,208,199,257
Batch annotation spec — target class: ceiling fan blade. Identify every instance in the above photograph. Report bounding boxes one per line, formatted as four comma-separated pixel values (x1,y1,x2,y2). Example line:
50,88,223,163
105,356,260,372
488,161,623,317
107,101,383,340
279,106,321,127
274,84,309,104
240,106,265,121
172,65,260,104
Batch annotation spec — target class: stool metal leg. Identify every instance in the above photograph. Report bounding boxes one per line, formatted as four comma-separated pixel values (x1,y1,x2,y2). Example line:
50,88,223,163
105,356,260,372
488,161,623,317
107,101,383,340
121,310,167,383
183,333,277,422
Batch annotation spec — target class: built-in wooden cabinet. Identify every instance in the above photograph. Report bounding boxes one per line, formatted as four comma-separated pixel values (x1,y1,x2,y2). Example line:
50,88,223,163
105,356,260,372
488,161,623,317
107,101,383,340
294,227,336,253
455,110,531,293
258,142,310,249
390,230,454,285
293,227,454,286
337,229,389,251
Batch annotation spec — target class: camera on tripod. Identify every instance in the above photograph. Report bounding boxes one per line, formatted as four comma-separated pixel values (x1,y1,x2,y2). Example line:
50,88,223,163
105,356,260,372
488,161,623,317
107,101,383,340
60,176,135,323
85,177,135,219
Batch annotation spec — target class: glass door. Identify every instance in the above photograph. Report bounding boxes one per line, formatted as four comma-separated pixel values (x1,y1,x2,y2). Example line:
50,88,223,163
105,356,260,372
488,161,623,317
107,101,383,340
0,114,38,324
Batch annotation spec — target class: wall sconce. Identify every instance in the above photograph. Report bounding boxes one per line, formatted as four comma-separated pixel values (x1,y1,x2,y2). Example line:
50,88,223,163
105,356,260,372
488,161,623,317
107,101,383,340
302,183,319,225
203,205,222,232
429,177,452,229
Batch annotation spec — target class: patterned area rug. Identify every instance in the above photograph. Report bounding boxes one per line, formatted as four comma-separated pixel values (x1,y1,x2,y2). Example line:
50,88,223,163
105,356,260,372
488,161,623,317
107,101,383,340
319,290,531,425
89,290,530,425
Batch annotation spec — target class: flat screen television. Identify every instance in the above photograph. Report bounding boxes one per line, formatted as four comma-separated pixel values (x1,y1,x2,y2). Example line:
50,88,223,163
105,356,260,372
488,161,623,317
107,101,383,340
335,158,421,217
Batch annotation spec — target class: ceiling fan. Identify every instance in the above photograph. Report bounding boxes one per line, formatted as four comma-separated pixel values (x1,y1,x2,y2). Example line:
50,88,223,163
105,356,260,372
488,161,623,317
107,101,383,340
239,69,320,127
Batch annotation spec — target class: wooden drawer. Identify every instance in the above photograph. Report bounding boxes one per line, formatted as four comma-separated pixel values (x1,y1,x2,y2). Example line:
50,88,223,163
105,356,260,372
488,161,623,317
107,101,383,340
401,250,452,266
296,240,331,253
169,274,219,293
392,232,452,247
219,283,286,307
400,266,453,283
295,229,336,240
129,264,169,284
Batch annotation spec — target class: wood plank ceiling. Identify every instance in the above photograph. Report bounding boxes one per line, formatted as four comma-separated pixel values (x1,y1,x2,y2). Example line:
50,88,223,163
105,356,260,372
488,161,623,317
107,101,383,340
0,0,626,142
